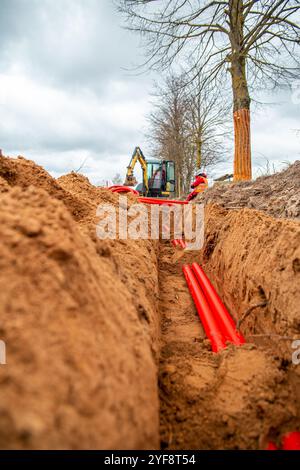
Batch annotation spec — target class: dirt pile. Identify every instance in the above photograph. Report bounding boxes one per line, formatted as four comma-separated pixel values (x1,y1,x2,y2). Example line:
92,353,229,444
57,172,124,211
197,161,300,219
57,172,160,350
0,176,10,193
0,156,90,221
0,156,160,449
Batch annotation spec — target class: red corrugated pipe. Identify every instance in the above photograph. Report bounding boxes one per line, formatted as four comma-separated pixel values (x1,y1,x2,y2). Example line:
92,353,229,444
266,442,278,450
267,432,300,450
138,199,174,206
191,263,245,346
178,240,186,249
110,186,139,195
183,265,227,353
282,432,300,450
172,239,186,249
138,197,188,205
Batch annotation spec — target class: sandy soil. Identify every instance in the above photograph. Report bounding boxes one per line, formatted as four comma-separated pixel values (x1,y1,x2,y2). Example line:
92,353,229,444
199,205,300,360
197,161,300,219
0,156,160,449
0,154,299,449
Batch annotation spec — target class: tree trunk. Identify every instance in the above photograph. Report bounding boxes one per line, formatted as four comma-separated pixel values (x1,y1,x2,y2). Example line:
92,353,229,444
196,136,202,169
175,153,181,197
233,106,251,181
229,0,252,181
176,170,181,197
231,56,251,181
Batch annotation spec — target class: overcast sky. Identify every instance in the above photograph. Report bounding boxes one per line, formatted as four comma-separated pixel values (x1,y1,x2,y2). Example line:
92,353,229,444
0,0,299,184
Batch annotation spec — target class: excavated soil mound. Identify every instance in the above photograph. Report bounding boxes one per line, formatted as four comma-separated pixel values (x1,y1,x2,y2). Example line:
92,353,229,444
197,161,300,219
0,157,160,449
0,156,90,221
0,176,10,193
57,173,124,211
57,172,160,350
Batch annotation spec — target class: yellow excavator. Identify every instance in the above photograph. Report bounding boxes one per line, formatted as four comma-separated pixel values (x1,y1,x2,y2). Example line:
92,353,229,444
124,147,176,198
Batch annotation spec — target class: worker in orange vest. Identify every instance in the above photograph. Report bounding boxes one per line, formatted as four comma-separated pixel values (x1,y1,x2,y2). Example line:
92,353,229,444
186,171,208,201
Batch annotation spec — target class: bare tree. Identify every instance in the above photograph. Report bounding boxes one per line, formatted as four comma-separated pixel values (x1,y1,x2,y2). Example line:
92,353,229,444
112,172,123,184
185,76,229,176
118,0,300,181
148,73,228,193
148,75,188,195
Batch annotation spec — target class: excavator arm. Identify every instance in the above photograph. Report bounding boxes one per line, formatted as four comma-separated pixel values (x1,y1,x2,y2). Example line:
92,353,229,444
124,147,149,194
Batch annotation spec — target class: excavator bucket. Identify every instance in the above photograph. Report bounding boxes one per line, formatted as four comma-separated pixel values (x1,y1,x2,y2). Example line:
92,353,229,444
124,175,138,187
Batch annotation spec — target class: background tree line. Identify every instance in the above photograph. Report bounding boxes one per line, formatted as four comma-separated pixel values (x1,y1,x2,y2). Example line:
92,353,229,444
147,74,229,195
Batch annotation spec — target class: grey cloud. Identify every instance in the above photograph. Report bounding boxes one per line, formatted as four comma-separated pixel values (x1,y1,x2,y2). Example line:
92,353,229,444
0,0,146,92
0,0,152,179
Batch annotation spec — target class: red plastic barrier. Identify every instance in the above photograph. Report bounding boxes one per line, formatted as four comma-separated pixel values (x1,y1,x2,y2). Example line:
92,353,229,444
172,240,179,247
282,432,300,450
192,263,245,346
183,265,227,353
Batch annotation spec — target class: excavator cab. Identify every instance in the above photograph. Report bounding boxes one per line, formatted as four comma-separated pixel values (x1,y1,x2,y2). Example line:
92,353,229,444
146,159,176,197
124,147,176,198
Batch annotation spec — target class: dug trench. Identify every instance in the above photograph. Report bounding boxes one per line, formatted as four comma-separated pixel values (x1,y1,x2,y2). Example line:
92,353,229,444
158,204,300,450
0,155,299,449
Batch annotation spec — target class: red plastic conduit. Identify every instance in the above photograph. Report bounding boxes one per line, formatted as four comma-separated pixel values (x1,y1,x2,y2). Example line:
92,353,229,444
282,432,300,450
183,265,227,353
267,431,300,450
111,186,139,195
138,197,188,205
191,263,245,346
172,239,186,249
266,442,278,450
178,240,186,249
137,199,172,206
